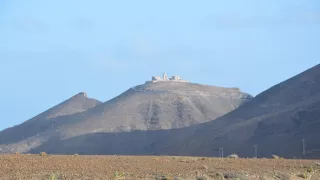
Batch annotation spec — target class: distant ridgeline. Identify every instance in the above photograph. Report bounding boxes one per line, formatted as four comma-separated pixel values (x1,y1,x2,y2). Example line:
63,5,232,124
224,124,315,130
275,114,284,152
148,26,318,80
145,72,189,84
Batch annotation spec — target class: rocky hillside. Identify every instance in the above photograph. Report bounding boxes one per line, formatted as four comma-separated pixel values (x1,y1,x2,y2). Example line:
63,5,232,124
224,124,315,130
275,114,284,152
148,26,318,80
170,63,320,158
28,64,320,159
0,82,252,153
54,82,251,138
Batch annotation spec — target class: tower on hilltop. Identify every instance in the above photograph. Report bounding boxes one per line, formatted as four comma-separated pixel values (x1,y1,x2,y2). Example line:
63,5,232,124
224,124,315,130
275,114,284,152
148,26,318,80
145,72,189,84
163,72,168,80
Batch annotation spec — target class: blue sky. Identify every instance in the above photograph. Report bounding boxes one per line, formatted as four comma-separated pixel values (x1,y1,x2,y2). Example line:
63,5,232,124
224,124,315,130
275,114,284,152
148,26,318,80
0,0,319,130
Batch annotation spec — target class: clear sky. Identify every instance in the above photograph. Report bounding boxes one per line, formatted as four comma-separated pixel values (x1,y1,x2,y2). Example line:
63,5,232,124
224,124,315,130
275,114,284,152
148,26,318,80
0,0,319,130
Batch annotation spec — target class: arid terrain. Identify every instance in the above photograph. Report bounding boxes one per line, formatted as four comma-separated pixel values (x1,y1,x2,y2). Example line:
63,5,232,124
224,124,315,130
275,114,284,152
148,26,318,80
0,81,252,154
0,154,319,180
0,64,319,158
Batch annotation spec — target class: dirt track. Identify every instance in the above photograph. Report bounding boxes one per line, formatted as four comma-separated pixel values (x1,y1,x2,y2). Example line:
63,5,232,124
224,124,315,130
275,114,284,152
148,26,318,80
0,154,319,180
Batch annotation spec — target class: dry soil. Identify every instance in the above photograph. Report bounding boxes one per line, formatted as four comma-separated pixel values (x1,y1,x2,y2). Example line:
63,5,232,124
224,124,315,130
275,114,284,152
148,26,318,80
0,154,319,180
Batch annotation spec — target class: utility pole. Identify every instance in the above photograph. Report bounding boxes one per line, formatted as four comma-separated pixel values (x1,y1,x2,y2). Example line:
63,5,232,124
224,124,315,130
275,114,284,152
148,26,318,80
302,139,306,156
219,148,224,158
253,144,258,158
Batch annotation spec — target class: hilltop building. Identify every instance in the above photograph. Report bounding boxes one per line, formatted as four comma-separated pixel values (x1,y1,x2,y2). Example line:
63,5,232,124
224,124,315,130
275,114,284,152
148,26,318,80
145,72,189,84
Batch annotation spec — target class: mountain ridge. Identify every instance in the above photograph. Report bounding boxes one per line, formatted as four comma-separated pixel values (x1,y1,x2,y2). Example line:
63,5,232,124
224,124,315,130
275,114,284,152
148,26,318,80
2,64,319,157
0,81,252,154
54,82,252,138
0,92,102,146
28,64,320,158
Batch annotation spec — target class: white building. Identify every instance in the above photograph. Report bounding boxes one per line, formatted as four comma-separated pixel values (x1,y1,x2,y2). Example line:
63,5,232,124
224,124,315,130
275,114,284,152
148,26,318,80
145,72,188,84
170,75,182,81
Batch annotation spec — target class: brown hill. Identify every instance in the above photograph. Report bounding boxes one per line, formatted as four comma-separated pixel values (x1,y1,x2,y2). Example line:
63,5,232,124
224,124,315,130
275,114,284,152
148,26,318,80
178,64,320,158
0,82,252,153
54,82,251,138
0,92,102,153
28,64,320,159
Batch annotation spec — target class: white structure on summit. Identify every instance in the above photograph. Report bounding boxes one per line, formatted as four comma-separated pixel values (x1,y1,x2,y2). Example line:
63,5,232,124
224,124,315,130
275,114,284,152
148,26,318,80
145,72,189,84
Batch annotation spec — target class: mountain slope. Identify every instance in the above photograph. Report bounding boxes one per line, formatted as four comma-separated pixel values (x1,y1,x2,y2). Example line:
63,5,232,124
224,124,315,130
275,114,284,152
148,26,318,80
28,64,320,158
54,82,252,138
0,92,102,152
0,82,252,153
174,63,320,158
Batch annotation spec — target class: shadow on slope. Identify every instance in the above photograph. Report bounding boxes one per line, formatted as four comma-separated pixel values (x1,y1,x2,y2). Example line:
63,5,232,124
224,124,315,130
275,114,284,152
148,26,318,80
28,102,320,160
30,64,320,159
28,129,191,156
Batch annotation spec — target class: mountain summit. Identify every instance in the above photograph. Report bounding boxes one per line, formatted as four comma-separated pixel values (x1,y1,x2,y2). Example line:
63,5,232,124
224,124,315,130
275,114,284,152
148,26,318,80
0,92,101,153
55,80,252,138
0,75,252,153
25,65,320,158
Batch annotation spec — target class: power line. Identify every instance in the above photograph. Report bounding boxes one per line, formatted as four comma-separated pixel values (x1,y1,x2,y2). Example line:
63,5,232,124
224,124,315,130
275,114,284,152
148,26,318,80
219,148,224,158
253,144,258,158
302,139,306,156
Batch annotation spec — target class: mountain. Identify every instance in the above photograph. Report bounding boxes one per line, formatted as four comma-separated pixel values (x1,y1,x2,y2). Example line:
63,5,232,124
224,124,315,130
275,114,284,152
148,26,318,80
54,82,252,137
0,81,252,153
168,63,320,158
28,64,320,159
0,92,102,153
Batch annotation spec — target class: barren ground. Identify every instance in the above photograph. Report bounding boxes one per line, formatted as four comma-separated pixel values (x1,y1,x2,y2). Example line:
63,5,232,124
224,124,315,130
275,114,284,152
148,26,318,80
0,154,319,180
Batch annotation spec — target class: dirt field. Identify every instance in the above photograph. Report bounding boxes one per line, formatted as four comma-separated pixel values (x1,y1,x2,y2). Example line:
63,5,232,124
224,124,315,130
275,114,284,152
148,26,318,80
0,154,319,180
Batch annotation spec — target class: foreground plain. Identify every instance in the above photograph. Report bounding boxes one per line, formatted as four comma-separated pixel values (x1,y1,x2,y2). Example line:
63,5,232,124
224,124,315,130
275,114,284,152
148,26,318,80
0,154,320,180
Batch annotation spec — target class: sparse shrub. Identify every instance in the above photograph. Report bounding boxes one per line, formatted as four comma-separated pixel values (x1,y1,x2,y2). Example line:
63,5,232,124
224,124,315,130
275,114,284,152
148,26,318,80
227,154,239,158
306,166,313,173
155,175,183,180
272,155,285,159
200,165,208,170
39,152,47,157
298,172,308,179
224,173,248,180
274,173,290,180
272,155,281,159
259,176,272,180
196,175,209,180
187,157,199,162
152,157,160,161
212,172,224,180
173,177,184,180
114,171,125,180
49,173,57,180
297,166,314,179
155,175,172,180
